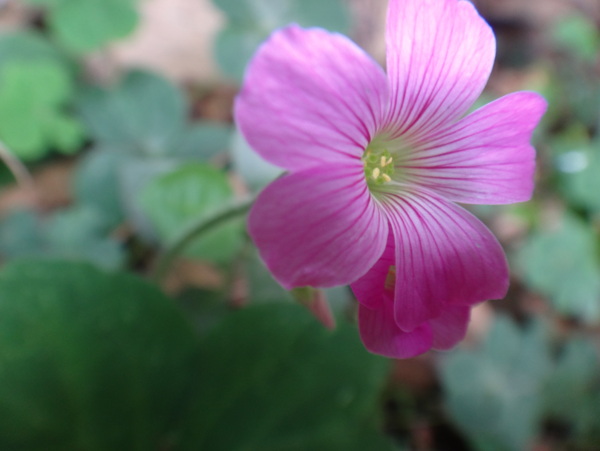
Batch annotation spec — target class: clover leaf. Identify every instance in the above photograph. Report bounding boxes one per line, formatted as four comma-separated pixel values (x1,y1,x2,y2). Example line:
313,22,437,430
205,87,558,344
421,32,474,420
442,317,551,451
0,60,84,160
213,0,349,80
517,212,600,321
139,163,244,264
25,0,139,53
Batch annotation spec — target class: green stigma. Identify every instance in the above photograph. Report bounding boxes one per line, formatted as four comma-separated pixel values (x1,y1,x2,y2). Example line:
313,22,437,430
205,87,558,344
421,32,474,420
362,148,395,186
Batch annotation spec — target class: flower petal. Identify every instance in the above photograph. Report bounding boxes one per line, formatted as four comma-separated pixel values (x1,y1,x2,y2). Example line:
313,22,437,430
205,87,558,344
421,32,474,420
350,230,395,310
430,305,470,350
385,0,495,137
352,228,472,356
382,191,508,332
235,25,389,172
402,92,547,204
358,302,432,359
248,164,388,289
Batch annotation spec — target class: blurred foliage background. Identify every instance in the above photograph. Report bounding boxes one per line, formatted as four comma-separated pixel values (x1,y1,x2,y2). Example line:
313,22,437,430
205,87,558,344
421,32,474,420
0,0,598,449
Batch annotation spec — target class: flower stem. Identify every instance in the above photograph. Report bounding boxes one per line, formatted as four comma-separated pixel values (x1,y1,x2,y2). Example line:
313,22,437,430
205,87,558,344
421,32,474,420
0,140,35,192
151,196,255,281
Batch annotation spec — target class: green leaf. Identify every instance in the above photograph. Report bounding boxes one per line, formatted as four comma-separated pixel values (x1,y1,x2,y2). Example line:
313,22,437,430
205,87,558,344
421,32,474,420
118,157,179,241
0,209,45,257
215,27,269,81
171,122,233,161
516,212,600,321
0,206,124,269
179,303,392,450
0,60,84,160
76,71,186,156
244,245,293,304
563,152,600,214
44,206,124,269
543,338,599,422
176,288,231,336
231,128,282,190
0,260,197,450
441,317,551,451
553,64,600,128
73,147,127,227
214,0,349,30
0,31,64,67
550,125,600,214
213,0,349,80
552,14,600,62
27,0,139,53
139,163,244,264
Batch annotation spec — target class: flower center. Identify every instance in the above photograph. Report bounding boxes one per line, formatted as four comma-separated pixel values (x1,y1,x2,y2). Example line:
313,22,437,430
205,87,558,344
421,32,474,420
362,148,395,186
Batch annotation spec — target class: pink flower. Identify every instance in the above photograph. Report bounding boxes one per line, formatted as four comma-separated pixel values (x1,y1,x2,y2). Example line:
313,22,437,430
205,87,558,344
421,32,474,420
235,0,546,358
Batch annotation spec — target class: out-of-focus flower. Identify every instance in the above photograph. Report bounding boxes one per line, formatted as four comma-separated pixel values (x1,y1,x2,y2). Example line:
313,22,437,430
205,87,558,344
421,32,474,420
235,0,546,358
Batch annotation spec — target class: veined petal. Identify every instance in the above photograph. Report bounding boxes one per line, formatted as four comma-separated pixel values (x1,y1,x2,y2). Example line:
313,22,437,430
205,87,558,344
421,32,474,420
352,224,472,357
430,305,470,350
382,191,508,332
358,301,470,358
350,230,395,310
385,0,495,138
235,25,389,172
358,302,432,359
248,165,388,289
402,92,548,204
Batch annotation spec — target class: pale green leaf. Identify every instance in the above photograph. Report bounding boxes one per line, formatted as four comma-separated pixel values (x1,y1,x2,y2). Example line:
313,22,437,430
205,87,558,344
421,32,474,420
0,60,83,159
517,212,600,321
139,163,244,264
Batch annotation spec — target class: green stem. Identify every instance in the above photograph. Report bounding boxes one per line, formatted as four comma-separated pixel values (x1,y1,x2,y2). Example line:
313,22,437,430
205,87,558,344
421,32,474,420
151,196,255,281
0,140,35,192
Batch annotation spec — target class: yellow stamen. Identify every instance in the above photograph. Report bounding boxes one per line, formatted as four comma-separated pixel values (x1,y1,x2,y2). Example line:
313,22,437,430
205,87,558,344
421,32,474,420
362,147,395,186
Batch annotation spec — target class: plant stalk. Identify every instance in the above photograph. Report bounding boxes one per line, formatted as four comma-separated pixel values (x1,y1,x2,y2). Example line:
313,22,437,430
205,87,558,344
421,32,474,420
151,196,254,281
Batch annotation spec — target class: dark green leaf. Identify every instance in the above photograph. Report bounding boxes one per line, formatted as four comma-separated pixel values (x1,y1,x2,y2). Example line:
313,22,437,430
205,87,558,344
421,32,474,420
180,303,391,450
0,260,197,450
